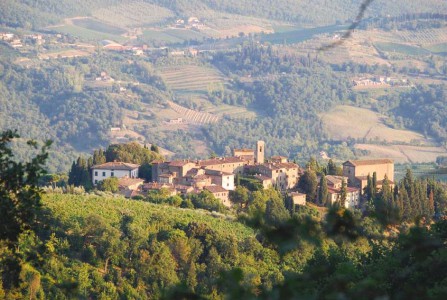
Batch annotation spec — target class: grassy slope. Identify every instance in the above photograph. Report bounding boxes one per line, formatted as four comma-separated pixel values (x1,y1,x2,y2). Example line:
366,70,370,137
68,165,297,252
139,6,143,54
43,193,255,240
322,105,447,163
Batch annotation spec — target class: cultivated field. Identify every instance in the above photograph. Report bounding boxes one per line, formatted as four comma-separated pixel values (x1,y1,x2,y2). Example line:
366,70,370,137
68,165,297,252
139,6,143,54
204,104,258,119
355,144,447,164
321,105,428,144
143,29,208,44
375,42,431,56
158,64,226,94
48,24,126,42
394,28,447,46
38,49,92,60
72,18,126,35
92,1,174,28
168,101,219,124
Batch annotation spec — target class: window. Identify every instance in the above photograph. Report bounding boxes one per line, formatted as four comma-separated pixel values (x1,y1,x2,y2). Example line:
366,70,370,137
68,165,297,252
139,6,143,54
111,172,114,177
95,180,98,184
102,172,106,176
94,171,98,176
227,183,229,187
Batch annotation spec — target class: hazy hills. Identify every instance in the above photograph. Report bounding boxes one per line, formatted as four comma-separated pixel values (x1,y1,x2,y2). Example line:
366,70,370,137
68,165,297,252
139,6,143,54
2,0,447,29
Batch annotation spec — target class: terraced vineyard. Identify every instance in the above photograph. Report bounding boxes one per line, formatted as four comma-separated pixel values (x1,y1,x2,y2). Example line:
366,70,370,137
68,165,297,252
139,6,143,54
159,64,226,94
395,28,447,46
168,100,220,124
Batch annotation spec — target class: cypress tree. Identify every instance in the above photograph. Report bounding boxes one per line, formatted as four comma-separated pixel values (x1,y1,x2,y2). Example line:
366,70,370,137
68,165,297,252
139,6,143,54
372,172,377,195
340,179,347,208
318,176,328,206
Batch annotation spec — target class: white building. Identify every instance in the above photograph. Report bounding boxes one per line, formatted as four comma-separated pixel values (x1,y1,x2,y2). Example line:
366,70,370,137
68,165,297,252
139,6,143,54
327,187,360,209
204,169,235,191
92,162,140,185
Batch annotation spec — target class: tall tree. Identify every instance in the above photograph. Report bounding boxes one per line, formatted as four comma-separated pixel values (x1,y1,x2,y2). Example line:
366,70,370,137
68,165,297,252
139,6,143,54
0,130,50,289
297,170,318,202
0,130,50,244
318,176,328,206
339,179,347,208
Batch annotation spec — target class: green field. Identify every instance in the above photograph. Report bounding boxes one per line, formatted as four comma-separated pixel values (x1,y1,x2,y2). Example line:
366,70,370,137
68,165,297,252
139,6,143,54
321,105,427,144
143,29,208,44
425,42,447,55
43,194,255,239
261,24,346,45
375,42,431,56
143,30,184,43
204,104,258,119
50,24,126,42
72,18,126,35
92,1,174,27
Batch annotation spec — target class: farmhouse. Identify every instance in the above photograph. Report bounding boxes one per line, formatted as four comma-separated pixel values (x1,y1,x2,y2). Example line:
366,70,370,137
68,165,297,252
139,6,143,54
204,185,231,207
255,161,299,191
343,159,394,192
289,192,307,206
327,187,361,209
91,161,140,185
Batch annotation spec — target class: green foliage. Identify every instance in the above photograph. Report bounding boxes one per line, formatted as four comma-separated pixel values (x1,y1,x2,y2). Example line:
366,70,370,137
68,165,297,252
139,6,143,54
318,175,328,206
0,130,50,244
105,142,163,165
97,177,119,192
68,156,92,189
297,169,318,202
187,191,226,213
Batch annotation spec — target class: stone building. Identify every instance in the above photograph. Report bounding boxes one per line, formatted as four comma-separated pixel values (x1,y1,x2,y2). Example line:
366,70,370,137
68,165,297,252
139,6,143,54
255,161,299,191
343,159,394,192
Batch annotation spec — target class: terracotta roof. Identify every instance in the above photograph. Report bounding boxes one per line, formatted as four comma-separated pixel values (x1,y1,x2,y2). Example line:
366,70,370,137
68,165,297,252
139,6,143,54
192,174,210,181
327,187,360,194
142,182,173,190
198,157,244,166
326,175,347,185
254,174,272,181
118,177,144,187
343,159,393,167
204,185,228,193
262,162,298,170
168,160,195,167
92,161,140,170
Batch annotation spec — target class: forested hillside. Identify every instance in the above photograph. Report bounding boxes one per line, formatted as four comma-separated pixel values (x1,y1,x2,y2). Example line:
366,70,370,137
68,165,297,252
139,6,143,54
2,0,447,29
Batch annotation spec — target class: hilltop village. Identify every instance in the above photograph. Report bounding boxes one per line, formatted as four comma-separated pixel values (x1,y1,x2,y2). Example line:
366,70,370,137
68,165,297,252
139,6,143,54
90,141,394,209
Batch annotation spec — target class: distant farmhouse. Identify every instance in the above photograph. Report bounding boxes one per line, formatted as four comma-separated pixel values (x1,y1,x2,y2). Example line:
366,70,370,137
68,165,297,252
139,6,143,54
92,162,140,185
343,159,394,192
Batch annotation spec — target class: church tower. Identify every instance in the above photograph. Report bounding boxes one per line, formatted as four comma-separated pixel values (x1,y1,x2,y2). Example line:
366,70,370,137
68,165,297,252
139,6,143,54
256,140,265,164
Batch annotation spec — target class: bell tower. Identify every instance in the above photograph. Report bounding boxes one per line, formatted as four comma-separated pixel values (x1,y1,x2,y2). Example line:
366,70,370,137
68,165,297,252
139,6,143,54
256,140,265,164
